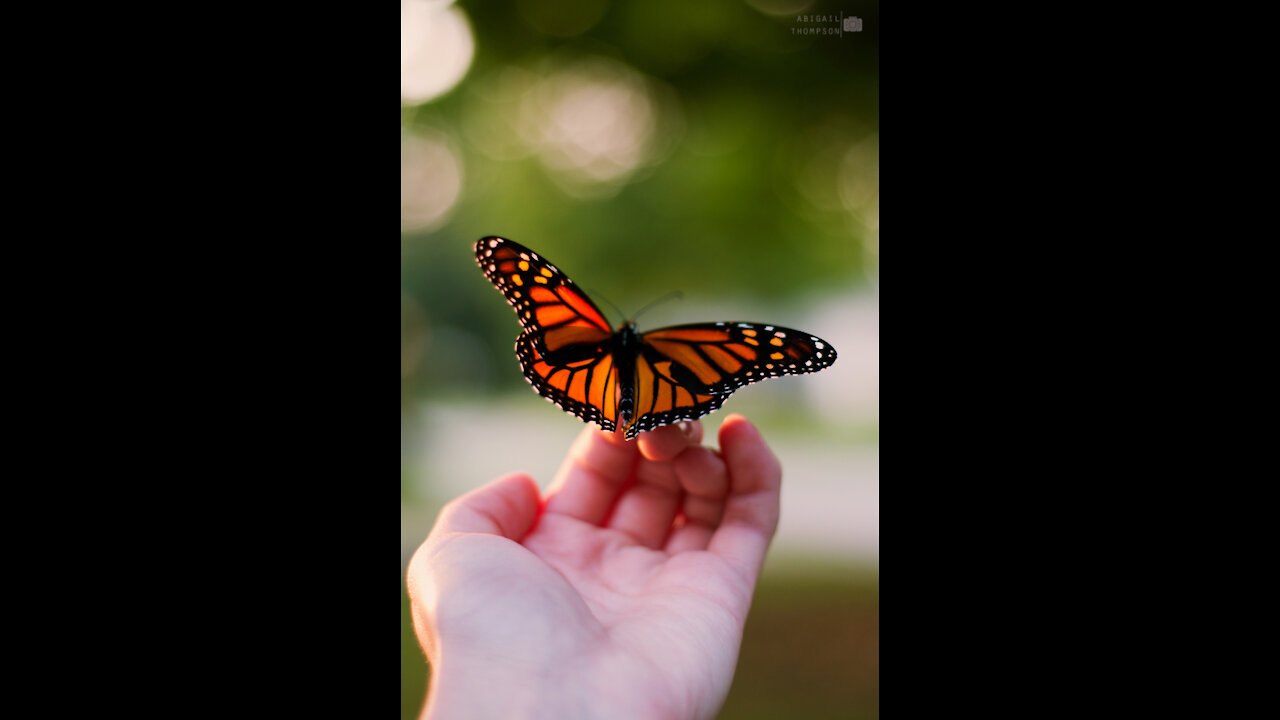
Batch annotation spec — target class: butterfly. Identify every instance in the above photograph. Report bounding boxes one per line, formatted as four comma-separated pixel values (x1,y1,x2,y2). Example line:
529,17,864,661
475,236,837,439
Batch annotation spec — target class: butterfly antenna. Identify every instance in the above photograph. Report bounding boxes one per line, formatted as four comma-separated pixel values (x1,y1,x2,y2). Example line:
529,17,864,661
588,289,627,326
632,291,684,323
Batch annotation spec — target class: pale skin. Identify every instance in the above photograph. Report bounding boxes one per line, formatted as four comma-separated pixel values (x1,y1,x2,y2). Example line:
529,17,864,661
405,414,783,720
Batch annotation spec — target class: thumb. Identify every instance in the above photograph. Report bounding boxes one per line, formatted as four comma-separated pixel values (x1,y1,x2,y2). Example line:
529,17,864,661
406,473,542,662
431,472,542,540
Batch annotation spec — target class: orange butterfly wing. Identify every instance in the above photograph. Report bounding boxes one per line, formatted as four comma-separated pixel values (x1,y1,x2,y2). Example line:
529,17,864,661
477,236,625,432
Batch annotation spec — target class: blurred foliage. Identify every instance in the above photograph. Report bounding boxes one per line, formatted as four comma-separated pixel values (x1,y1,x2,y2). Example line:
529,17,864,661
402,0,879,407
401,587,429,717
722,570,879,718
400,567,879,720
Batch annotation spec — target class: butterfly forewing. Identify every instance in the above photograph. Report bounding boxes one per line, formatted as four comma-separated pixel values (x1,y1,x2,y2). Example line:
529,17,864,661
475,237,613,355
640,322,837,395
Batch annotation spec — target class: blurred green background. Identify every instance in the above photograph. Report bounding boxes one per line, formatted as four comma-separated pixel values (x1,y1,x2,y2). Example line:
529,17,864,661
402,0,878,717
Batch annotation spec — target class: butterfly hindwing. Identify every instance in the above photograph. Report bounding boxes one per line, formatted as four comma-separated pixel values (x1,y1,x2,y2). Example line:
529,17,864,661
626,341,729,436
514,330,621,433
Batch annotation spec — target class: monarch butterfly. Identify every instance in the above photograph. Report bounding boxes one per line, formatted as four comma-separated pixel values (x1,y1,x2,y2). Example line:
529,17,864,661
476,236,837,439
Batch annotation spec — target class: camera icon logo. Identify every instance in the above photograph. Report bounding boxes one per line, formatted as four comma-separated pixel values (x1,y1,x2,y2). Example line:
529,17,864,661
844,16,863,32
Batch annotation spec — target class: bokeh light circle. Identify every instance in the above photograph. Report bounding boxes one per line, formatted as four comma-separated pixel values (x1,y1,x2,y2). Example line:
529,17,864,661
401,0,475,105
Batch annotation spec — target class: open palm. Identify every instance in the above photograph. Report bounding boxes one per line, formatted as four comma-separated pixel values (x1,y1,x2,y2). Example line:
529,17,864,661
407,414,782,720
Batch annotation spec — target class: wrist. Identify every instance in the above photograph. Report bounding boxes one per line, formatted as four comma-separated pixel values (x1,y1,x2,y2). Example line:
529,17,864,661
422,650,676,720
423,652,566,720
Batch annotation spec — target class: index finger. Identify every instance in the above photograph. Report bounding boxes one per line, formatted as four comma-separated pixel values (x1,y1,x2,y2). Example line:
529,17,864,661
637,420,702,462
542,421,704,525
542,425,638,525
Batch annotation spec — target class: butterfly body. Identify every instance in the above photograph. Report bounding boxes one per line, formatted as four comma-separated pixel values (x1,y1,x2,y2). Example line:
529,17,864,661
477,236,836,439
609,322,641,427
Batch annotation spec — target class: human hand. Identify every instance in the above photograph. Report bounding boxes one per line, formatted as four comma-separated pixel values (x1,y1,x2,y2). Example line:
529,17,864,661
405,414,782,720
